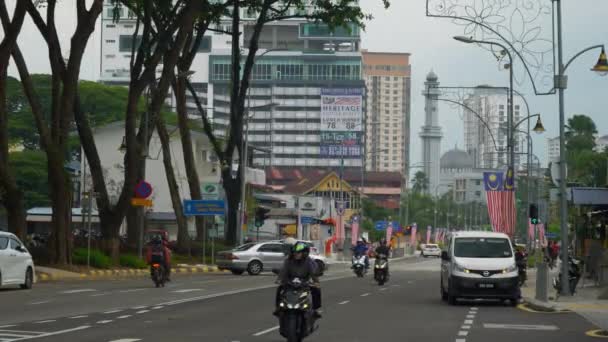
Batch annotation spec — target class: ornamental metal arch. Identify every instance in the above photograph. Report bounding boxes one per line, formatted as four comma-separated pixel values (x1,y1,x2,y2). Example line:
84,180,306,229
426,0,556,95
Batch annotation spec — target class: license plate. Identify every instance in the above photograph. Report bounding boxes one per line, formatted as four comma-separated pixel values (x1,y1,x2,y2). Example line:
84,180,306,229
478,283,495,289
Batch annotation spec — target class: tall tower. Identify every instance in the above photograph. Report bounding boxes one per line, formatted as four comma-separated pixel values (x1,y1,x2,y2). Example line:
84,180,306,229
419,71,443,196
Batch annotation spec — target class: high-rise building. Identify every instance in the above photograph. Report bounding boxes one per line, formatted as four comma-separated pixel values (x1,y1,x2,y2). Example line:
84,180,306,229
547,136,560,165
463,86,524,169
99,3,365,169
361,51,412,175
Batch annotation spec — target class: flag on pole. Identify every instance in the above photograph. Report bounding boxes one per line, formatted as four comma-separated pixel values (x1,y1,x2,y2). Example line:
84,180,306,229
528,220,536,242
426,227,431,244
386,221,393,243
351,216,360,246
484,171,505,233
538,223,547,247
410,223,417,247
502,167,517,237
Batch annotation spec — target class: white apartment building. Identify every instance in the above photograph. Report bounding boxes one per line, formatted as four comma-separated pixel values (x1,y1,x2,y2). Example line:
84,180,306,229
361,51,412,174
99,2,365,169
463,87,524,169
547,136,560,165
596,134,608,152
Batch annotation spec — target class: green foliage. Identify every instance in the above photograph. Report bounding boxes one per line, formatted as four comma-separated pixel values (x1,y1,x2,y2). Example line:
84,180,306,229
119,254,147,269
564,115,607,186
72,248,112,269
411,171,429,194
8,151,50,209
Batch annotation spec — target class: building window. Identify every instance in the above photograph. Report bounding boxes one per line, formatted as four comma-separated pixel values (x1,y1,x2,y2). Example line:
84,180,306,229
394,76,399,81
476,180,481,185
106,24,116,28
105,39,116,43
475,191,481,197
385,76,390,81
196,36,212,53
119,35,142,52
499,105,505,109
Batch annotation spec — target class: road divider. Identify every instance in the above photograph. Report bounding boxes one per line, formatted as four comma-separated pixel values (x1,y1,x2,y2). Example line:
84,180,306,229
36,265,230,282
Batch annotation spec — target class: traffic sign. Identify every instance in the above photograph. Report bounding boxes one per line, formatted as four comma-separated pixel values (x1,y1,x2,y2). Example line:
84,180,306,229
135,181,153,199
183,200,225,216
131,198,153,207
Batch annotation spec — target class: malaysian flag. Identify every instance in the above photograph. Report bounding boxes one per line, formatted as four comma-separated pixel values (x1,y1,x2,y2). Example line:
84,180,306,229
528,220,536,242
410,223,417,246
426,227,432,244
501,168,517,237
538,223,547,247
484,171,505,233
386,222,393,243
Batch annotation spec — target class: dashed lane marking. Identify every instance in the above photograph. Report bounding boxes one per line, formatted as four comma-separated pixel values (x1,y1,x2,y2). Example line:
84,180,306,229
458,331,469,337
483,323,559,331
132,306,147,310
60,289,97,294
338,300,350,305
456,339,466,342
361,293,370,297
466,314,475,319
462,325,471,330
464,320,473,324
34,320,56,324
69,315,88,319
253,326,279,337
103,310,123,314
379,287,388,291
28,300,52,305
119,289,146,293
172,289,203,293
108,339,141,342
136,310,149,314
116,315,132,319
91,293,111,297
97,320,113,324
151,306,163,310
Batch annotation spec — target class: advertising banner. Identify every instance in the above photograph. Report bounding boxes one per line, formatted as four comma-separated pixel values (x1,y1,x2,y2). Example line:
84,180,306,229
320,88,363,157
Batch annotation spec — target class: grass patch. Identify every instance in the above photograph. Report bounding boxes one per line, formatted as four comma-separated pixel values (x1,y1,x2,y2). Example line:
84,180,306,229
119,254,147,269
72,248,112,269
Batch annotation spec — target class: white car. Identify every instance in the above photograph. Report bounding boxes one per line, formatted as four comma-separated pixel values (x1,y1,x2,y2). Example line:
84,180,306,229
421,244,441,257
0,232,35,289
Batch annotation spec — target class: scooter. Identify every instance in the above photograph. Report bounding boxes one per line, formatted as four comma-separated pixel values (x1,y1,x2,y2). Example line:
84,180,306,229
516,254,528,287
277,277,318,342
553,255,582,297
352,255,367,278
151,263,166,288
374,254,389,286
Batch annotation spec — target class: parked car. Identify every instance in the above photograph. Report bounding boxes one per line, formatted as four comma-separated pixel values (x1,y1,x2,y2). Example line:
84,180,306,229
216,240,327,276
421,244,441,257
440,231,518,305
0,232,35,289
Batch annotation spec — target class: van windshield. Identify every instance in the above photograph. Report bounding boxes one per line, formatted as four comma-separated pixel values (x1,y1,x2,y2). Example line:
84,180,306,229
454,238,512,258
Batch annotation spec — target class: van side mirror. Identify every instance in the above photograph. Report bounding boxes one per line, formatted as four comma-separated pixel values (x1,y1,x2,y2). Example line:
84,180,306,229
441,251,450,261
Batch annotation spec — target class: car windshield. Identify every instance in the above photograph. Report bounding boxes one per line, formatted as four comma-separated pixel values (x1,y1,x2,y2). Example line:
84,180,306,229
454,238,512,258
234,243,255,251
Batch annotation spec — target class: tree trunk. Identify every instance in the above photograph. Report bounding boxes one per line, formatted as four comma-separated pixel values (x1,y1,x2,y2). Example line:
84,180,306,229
48,159,70,265
222,169,240,245
156,116,189,251
5,186,26,239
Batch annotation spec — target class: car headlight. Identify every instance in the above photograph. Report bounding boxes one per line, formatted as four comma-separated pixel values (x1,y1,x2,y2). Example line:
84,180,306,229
503,264,518,273
454,263,470,273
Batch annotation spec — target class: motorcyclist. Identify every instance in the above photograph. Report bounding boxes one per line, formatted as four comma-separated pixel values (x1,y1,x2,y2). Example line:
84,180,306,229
352,238,369,269
274,241,322,319
145,235,172,281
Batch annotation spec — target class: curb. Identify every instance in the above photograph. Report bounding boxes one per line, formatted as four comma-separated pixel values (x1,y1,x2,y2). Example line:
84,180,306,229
522,297,571,313
36,265,229,282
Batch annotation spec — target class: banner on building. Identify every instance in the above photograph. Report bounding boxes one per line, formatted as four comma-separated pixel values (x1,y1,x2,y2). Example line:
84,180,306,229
320,88,363,131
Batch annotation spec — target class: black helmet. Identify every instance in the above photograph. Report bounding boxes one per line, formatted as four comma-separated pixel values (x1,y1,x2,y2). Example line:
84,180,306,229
291,241,310,255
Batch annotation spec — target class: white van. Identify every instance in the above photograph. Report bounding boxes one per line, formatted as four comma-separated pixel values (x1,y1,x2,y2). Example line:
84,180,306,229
440,231,518,305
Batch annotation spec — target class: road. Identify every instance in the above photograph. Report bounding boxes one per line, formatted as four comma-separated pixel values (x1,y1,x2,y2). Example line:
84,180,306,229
0,257,600,341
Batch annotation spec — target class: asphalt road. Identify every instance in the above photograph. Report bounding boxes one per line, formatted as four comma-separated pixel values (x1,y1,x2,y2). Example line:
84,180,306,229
0,257,601,342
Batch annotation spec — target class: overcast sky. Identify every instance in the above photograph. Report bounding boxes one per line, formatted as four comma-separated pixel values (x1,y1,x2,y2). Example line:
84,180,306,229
5,0,608,167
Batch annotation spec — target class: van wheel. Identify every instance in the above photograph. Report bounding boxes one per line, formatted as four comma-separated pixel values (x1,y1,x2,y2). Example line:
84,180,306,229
247,261,263,275
447,281,457,305
20,268,33,290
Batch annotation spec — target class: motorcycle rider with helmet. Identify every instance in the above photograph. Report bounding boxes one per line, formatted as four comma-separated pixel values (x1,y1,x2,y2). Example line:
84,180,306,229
352,238,370,269
274,241,322,319
145,235,172,281
375,239,390,269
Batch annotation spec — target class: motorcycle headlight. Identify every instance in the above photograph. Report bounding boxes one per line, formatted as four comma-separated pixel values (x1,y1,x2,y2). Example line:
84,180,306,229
454,263,470,273
503,264,518,273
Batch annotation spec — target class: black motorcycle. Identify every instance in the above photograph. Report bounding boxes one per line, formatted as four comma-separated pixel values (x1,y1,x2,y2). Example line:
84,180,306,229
278,278,318,342
374,254,389,286
151,263,166,288
553,255,582,297
516,253,527,287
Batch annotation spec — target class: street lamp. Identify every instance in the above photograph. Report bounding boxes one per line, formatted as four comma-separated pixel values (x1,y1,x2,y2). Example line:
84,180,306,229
454,36,515,175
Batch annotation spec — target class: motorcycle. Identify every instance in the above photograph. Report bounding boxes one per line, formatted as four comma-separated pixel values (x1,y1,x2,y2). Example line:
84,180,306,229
352,255,367,278
516,253,528,287
553,255,582,297
374,254,389,286
151,263,166,288
278,277,318,342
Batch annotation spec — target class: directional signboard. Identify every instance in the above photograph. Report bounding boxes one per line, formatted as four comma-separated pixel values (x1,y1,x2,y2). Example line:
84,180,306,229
183,200,225,216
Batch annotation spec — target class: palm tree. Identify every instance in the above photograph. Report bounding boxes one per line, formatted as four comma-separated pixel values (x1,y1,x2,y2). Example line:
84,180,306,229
411,171,429,194
566,114,597,152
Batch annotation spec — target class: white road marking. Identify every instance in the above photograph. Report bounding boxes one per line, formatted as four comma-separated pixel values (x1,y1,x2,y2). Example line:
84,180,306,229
464,320,473,324
338,300,350,305
253,326,279,337
462,325,471,330
104,310,123,314
172,289,202,293
151,306,163,310
379,287,388,291
136,310,149,314
119,289,146,293
117,315,132,319
69,315,88,319
132,306,147,310
61,289,97,294
34,320,56,324
108,339,141,342
97,320,113,324
456,339,466,342
91,293,111,297
391,284,401,287
13,325,90,339
407,281,413,284
361,293,370,297
483,323,559,331
28,300,52,305
466,314,475,319
458,331,469,336
470,307,478,311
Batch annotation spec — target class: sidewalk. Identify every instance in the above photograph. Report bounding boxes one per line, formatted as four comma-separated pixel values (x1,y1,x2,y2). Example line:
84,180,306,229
523,267,608,331
36,264,228,282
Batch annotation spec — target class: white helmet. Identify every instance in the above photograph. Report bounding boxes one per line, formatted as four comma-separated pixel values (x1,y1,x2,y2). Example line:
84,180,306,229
284,237,297,246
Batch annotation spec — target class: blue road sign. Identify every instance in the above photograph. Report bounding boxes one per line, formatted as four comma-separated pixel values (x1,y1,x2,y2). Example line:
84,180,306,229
545,232,558,239
135,181,153,199
300,216,316,225
183,200,225,216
